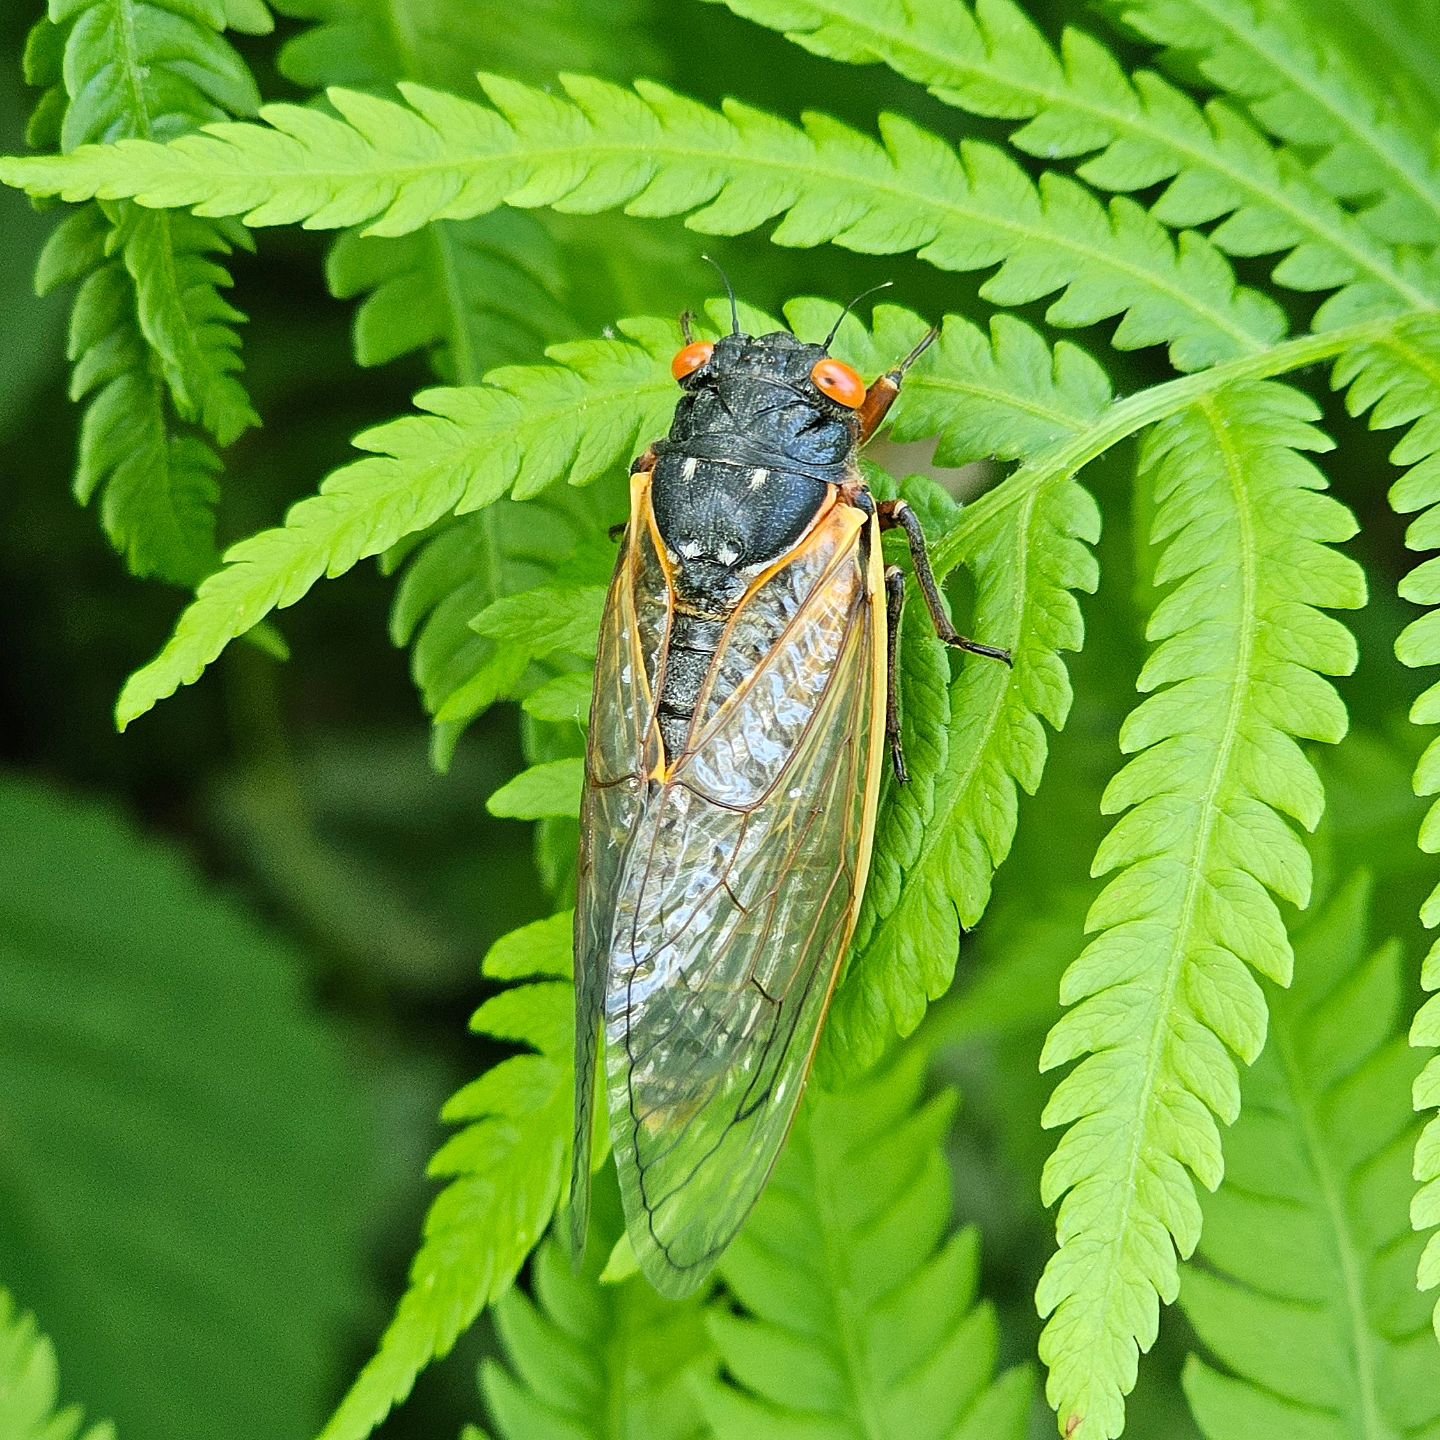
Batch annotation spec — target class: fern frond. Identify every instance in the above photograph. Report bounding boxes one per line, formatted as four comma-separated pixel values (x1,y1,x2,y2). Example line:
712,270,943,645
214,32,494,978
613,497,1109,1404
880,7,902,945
0,1291,113,1440
118,207,254,446
1304,0,1440,127
707,0,1440,325
698,1049,1034,1440
21,0,261,585
273,0,661,99
271,0,582,381
112,319,682,727
480,1197,715,1440
1100,0,1440,249
319,911,574,1440
36,207,223,584
327,214,574,378
1035,380,1365,1439
0,72,1289,371
388,489,609,767
1330,313,1440,1340
41,0,261,438
827,475,1103,1076
110,300,1117,728
1178,876,1439,1437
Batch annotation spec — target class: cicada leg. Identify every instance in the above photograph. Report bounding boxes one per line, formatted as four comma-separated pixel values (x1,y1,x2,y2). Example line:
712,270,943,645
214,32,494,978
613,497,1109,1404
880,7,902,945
883,564,908,784
877,499,1013,666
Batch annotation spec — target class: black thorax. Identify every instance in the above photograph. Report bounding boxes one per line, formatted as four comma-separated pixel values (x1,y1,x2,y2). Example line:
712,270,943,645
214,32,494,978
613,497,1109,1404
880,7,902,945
648,331,861,761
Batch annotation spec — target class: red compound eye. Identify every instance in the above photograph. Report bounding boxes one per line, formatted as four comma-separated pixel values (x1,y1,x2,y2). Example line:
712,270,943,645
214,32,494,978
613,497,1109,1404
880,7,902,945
811,357,866,408
671,341,715,381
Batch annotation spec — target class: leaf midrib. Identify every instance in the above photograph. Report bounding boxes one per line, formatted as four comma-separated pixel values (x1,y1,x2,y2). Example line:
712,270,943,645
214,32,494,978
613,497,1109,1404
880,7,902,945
110,0,154,144
1268,1020,1386,1434
805,1123,888,1440
1078,391,1258,1401
102,0,247,441
929,313,1417,580
30,104,1274,357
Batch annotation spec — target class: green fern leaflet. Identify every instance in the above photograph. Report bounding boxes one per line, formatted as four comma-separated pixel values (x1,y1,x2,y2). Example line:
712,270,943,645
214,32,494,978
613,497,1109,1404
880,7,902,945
1179,877,1439,1438
0,1292,113,1440
700,1051,1034,1440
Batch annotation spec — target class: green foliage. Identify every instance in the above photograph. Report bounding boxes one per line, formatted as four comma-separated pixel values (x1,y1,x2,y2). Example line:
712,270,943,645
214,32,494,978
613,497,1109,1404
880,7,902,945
269,0,584,383
325,214,573,379
1333,314,1440,1341
1304,0,1440,124
6,4,1440,1440
389,490,614,766
272,0,658,99
0,1292,113,1440
829,474,1101,1075
1099,0,1440,248
317,911,574,1440
1036,381,1365,1437
111,320,681,727
20,0,260,586
0,774,369,1440
699,1050,1034,1440
0,70,1288,372
1178,877,1439,1438
487,757,585,820
479,1184,716,1440
706,0,1440,326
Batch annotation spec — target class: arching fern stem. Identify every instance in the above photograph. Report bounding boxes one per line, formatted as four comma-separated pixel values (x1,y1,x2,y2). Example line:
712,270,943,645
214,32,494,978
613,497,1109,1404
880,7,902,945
929,315,1419,581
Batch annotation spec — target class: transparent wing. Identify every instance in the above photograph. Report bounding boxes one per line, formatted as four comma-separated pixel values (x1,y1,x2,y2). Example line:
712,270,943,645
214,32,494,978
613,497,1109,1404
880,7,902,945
571,471,668,1250
604,500,886,1296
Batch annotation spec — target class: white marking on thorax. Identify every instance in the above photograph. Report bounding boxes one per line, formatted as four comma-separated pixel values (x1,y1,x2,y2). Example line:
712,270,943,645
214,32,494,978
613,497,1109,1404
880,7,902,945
678,540,703,559
680,457,699,481
748,467,769,490
716,543,740,565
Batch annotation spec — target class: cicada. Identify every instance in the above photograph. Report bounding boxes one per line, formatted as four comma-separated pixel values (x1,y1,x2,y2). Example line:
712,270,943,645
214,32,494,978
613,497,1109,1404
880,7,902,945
571,287,1010,1297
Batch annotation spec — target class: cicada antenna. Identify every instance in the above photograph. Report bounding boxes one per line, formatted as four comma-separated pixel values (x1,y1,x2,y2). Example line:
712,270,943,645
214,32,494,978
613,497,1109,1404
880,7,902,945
699,254,741,336
823,280,894,349
895,324,941,376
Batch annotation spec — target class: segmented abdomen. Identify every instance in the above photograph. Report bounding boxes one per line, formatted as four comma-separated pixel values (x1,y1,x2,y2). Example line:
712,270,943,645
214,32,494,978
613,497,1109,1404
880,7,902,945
655,611,726,762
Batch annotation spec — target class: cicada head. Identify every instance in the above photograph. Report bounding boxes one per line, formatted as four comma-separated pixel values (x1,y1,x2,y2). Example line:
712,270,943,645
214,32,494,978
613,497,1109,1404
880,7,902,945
666,329,866,473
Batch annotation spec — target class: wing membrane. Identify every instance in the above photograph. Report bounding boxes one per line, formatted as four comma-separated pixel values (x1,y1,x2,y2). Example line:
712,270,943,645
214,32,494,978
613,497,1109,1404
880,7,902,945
593,498,886,1296
571,471,669,1248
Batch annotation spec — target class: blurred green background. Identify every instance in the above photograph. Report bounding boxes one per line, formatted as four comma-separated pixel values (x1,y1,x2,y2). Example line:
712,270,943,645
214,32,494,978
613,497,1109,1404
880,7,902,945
0,2,1432,1438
